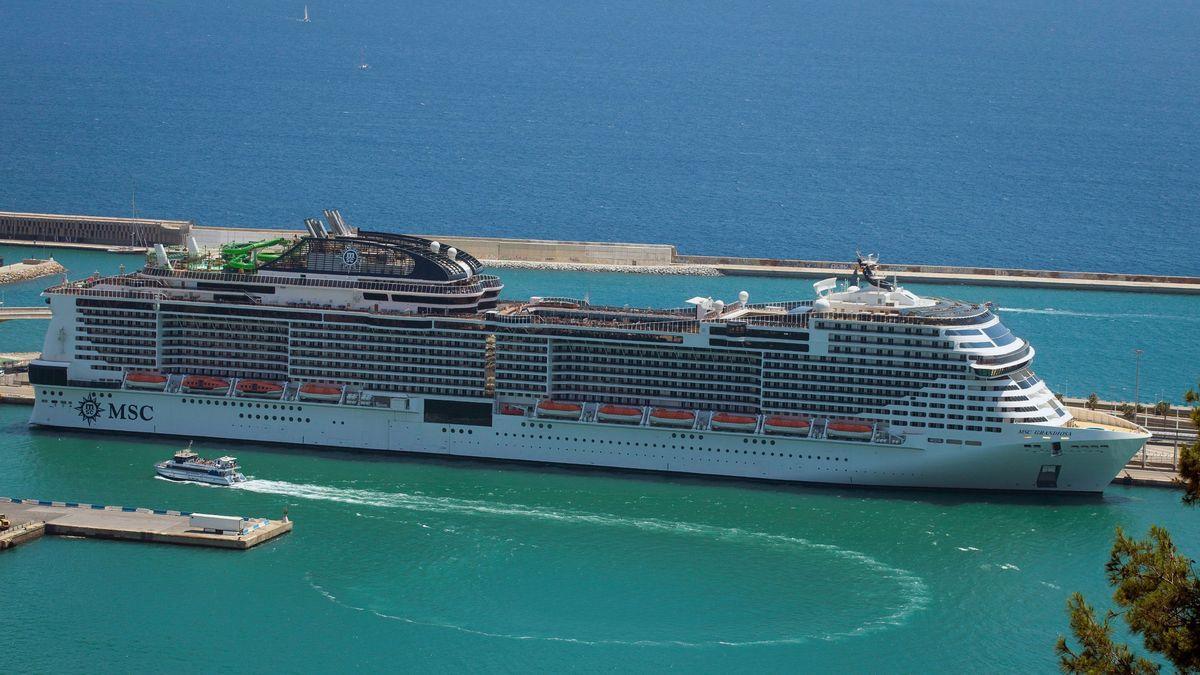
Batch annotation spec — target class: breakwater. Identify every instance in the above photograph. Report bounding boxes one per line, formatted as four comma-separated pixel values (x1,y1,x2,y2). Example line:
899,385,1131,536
0,257,64,285
3,210,1199,293
0,211,192,247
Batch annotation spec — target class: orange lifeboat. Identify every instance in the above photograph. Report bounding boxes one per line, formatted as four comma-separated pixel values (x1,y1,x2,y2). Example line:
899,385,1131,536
181,375,230,394
649,408,695,428
826,421,874,440
298,383,344,402
710,412,757,432
499,403,527,416
125,371,168,390
536,399,583,420
597,404,643,424
763,415,811,436
235,379,284,399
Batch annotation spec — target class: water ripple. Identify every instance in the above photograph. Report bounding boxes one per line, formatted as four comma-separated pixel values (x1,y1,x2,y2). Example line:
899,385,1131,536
238,479,930,646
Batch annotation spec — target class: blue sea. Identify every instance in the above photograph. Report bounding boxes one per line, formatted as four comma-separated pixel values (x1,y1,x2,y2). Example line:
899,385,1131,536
1,1,1197,274
2,2,1199,672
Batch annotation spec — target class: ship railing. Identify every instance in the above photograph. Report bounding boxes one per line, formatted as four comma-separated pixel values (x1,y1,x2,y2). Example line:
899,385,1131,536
45,285,167,301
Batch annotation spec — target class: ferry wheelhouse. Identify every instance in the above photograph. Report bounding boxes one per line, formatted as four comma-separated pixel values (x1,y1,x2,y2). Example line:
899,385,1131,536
28,210,1150,493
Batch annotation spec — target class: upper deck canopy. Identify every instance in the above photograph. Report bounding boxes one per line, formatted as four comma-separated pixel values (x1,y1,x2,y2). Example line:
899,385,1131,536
260,231,483,282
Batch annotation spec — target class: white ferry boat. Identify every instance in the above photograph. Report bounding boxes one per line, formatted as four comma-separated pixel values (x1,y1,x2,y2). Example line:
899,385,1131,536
155,445,246,486
28,210,1150,493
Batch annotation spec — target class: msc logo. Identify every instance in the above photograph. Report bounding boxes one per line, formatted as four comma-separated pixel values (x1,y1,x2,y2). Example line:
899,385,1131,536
73,393,154,425
342,247,360,267
109,402,154,422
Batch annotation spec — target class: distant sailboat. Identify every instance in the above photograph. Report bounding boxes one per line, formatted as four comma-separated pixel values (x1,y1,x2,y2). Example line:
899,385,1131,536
302,5,310,22
358,47,369,70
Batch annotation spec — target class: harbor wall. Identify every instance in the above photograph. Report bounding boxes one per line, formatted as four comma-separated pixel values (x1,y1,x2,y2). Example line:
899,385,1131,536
417,234,677,266
0,211,192,247
2,211,1199,292
676,254,1200,293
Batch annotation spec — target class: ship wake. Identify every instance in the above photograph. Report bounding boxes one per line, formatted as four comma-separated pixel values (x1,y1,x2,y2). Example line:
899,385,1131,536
238,478,930,646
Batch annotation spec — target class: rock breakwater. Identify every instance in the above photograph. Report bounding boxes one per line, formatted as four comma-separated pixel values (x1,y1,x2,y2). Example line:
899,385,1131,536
0,258,65,285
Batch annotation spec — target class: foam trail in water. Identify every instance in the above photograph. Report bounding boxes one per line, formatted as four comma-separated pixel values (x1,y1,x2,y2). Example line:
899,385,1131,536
239,479,930,645
998,307,1198,321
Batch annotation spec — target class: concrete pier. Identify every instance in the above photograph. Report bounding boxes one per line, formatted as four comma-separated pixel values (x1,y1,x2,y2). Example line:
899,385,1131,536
0,497,292,551
0,520,45,550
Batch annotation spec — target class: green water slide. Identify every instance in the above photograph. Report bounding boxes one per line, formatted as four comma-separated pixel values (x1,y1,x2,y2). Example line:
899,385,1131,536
220,238,289,272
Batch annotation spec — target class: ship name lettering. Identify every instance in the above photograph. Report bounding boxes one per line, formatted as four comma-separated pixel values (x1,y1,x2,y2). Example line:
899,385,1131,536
108,403,154,422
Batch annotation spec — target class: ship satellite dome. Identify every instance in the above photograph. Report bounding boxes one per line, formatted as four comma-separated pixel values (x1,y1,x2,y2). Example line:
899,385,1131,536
738,290,749,305
430,241,441,253
814,297,832,311
714,300,725,313
446,247,458,260
846,285,860,293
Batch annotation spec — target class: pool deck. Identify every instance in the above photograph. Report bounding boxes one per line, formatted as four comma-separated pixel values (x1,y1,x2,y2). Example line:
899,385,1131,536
0,498,292,551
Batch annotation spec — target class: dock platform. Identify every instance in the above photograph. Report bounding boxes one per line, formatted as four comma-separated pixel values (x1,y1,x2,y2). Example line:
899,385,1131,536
0,497,291,551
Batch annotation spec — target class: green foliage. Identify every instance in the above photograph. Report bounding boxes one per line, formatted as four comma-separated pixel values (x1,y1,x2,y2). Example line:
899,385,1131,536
1105,527,1200,672
1057,593,1159,674
1058,385,1200,672
1154,401,1171,417
1087,393,1100,410
1119,403,1137,420
1182,444,1200,508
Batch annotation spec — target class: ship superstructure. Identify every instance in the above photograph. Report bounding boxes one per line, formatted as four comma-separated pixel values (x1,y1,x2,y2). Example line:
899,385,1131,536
28,216,1149,492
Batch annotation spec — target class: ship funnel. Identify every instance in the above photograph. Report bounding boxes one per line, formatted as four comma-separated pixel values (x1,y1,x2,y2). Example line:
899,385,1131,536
323,209,354,237
186,236,201,260
332,209,354,236
321,210,342,236
153,243,170,267
304,217,328,238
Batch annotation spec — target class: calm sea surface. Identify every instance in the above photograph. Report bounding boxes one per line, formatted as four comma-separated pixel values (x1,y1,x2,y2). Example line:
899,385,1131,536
0,1,1197,273
2,1,1198,672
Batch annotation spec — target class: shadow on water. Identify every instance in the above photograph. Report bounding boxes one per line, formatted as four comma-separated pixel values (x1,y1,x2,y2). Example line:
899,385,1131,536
25,422,1119,509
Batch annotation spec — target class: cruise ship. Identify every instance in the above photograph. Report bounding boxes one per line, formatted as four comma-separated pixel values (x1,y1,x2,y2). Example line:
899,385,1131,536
27,212,1150,493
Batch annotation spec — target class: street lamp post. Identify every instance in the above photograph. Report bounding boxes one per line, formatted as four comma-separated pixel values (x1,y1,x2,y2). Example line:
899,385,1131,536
1134,349,1144,468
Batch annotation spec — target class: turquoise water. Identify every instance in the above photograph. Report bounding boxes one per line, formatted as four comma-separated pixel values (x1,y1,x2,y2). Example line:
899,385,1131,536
2,406,1197,672
1,247,1199,671
3,0,1199,669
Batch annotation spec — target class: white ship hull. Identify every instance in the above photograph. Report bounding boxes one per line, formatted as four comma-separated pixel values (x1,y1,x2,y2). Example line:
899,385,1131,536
31,385,1147,493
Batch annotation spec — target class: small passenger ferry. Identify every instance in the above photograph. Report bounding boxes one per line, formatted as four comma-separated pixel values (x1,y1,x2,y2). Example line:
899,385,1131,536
154,443,246,486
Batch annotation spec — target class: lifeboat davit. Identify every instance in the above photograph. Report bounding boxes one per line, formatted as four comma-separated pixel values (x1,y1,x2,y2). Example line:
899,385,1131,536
763,415,811,435
826,421,875,440
180,375,230,394
298,383,343,402
235,379,284,399
710,412,757,432
649,408,695,428
125,371,168,390
499,403,527,416
597,404,643,424
536,399,583,420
